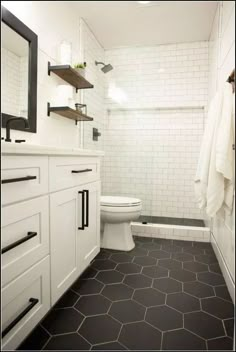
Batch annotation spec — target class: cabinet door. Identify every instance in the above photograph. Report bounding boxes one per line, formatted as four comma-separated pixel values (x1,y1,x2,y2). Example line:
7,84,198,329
50,187,78,305
77,181,100,275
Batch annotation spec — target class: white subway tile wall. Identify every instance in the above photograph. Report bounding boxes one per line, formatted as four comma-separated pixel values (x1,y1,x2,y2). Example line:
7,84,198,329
102,42,209,219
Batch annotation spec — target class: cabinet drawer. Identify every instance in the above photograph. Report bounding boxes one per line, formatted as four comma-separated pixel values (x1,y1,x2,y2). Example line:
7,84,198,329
49,156,100,192
1,155,48,205
1,196,49,287
1,256,50,351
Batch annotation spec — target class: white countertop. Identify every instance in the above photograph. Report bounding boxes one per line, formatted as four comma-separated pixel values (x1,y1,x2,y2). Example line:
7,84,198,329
1,142,104,157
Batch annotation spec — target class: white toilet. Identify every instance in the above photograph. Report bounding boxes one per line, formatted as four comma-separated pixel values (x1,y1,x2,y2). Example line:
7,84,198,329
101,196,142,251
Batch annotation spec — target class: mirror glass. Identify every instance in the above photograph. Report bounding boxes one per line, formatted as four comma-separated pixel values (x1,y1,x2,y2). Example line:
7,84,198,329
1,21,29,119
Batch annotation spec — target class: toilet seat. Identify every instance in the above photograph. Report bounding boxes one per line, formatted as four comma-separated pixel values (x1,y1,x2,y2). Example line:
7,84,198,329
101,196,141,207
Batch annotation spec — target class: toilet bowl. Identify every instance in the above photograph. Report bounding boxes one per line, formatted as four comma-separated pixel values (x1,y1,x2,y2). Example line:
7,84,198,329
101,196,142,251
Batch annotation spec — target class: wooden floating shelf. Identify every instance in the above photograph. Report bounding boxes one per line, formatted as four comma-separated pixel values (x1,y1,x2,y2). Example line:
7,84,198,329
47,103,93,125
48,62,94,91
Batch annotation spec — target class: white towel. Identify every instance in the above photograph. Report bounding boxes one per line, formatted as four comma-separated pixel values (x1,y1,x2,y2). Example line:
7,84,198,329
194,82,234,217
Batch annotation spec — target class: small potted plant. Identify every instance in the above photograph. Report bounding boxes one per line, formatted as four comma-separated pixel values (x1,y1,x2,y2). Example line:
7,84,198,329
73,62,86,77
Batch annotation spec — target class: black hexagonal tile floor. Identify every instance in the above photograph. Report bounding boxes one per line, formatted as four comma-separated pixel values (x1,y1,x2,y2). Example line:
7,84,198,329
153,238,173,245
128,247,148,256
183,261,208,273
146,305,183,331
207,337,233,350
80,266,98,279
75,294,111,316
72,278,104,295
141,242,161,250
184,311,225,339
224,318,234,338
133,288,165,307
184,281,215,298
170,269,196,282
215,285,232,302
54,290,79,309
92,342,126,350
172,252,194,262
18,325,50,351
79,315,121,345
91,259,116,271
110,253,133,263
172,240,193,247
142,265,168,278
184,247,205,255
162,329,206,350
116,262,142,274
209,263,222,274
158,258,182,270
153,277,182,293
167,292,200,313
124,273,152,288
95,250,111,260
162,245,182,253
109,299,145,323
197,272,225,286
119,322,162,350
102,283,133,301
96,270,124,284
193,241,212,249
42,308,84,335
133,256,157,266
195,254,218,264
201,297,234,319
135,236,153,243
42,333,90,350
149,249,171,259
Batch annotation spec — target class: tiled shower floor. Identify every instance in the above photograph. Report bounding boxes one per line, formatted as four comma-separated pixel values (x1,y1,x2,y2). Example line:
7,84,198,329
18,237,234,351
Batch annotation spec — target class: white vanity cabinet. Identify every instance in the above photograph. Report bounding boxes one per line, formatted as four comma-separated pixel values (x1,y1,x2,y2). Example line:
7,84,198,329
1,144,103,350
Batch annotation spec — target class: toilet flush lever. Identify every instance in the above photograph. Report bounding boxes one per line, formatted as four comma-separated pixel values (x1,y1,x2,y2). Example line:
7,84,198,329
93,128,101,141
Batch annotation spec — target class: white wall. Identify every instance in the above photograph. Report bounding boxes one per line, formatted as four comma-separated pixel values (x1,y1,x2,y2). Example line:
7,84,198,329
102,42,209,219
1,2,83,147
208,1,235,284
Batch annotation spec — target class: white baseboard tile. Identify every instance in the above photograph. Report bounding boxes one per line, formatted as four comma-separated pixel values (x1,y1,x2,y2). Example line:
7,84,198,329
211,232,235,304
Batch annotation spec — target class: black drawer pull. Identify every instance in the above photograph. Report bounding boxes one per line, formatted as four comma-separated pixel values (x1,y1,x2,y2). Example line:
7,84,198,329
78,191,85,230
71,169,92,174
1,176,37,184
2,298,39,338
84,190,89,227
1,232,37,255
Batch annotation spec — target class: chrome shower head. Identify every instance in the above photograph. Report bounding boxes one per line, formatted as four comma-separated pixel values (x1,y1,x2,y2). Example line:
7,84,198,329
95,61,113,73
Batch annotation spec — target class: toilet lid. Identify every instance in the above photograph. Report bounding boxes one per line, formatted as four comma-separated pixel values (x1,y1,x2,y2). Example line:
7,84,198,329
101,196,141,207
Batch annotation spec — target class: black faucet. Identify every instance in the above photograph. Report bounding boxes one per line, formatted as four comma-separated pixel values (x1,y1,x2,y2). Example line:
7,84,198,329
5,117,29,142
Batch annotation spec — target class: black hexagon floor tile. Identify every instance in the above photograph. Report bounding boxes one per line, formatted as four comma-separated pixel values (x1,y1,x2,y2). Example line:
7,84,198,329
102,283,133,301
116,262,142,274
91,259,116,271
198,272,225,286
109,299,145,323
183,261,209,273
158,258,182,270
133,255,157,266
153,238,173,245
146,305,183,331
149,249,171,259
172,240,193,247
92,341,126,350
167,292,200,313
201,297,234,319
172,252,194,262
133,288,165,307
153,277,182,293
54,289,79,309
75,294,111,316
110,252,133,263
215,285,232,302
162,244,182,253
170,269,196,282
95,250,111,260
195,254,218,264
209,263,222,274
128,247,148,256
135,236,153,243
119,321,162,350
184,247,205,255
162,328,206,350
79,315,121,345
141,242,161,250
96,270,124,284
123,273,152,288
142,265,168,278
18,325,50,351
80,266,98,279
207,337,233,350
184,311,225,339
42,308,84,335
42,333,90,350
193,242,212,249
72,278,104,295
184,281,215,298
224,318,234,338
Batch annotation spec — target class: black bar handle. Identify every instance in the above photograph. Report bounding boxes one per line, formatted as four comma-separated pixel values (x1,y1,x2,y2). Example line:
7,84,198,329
1,176,37,184
84,190,89,227
71,169,92,174
1,232,37,255
78,191,85,230
2,298,39,338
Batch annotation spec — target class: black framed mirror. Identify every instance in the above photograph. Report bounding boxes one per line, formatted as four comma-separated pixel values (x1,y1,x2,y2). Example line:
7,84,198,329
1,6,38,133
